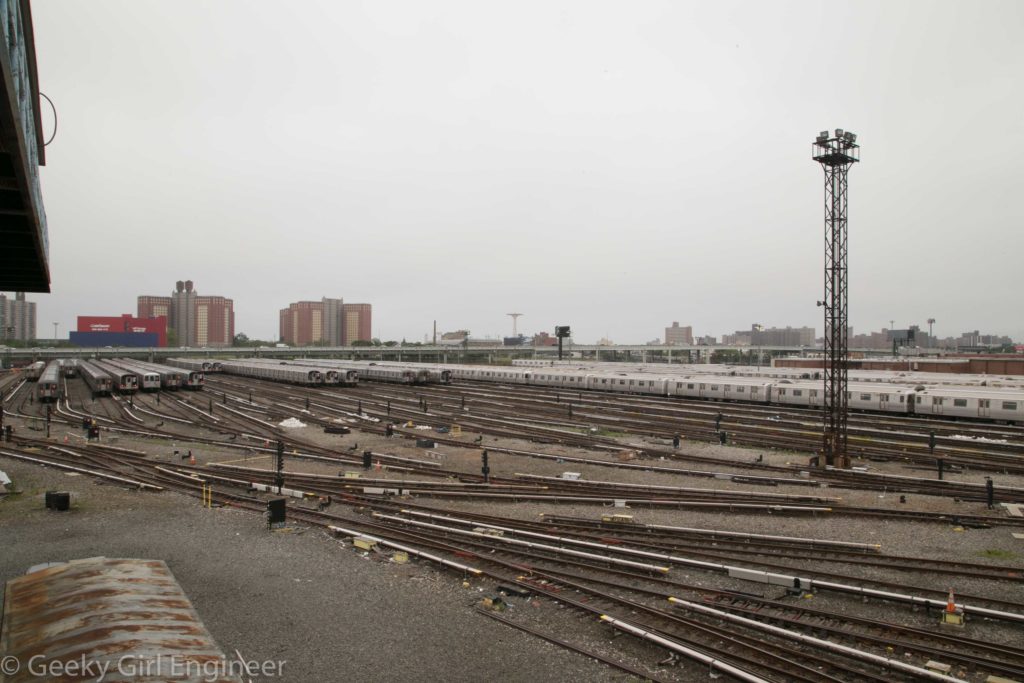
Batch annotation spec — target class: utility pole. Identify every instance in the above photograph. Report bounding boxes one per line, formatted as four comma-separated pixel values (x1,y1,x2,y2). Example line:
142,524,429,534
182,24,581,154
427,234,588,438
927,318,936,347
812,128,860,469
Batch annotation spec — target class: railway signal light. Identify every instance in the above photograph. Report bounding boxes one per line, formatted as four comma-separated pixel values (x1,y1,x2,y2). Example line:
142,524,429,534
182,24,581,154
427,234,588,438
481,450,490,483
275,441,285,493
363,450,373,470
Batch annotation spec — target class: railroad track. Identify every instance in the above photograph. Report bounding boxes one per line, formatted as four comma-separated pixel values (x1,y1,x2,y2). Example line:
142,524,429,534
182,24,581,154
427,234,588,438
3,437,1022,682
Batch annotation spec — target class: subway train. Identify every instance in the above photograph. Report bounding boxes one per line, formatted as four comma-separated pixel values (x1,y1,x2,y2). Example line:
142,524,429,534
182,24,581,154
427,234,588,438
36,361,61,402
92,360,139,393
78,360,113,397
101,359,162,391
510,359,1024,389
23,360,45,381
449,365,1024,423
165,358,222,373
219,360,323,386
239,358,355,387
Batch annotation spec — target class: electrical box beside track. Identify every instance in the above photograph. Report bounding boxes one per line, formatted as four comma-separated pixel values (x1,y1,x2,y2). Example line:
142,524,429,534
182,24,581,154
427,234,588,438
267,498,287,528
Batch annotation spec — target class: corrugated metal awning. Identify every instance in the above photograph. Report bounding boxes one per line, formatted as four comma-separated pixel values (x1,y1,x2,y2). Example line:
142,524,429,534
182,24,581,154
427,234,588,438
1,557,242,682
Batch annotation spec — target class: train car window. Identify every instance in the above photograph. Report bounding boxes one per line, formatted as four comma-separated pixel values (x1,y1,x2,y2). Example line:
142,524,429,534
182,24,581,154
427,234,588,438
953,399,967,407
676,383,683,388
688,383,695,389
639,381,645,386
778,389,785,395
899,396,905,402
736,386,745,393
880,394,889,401
793,389,802,396
860,393,871,401
810,390,818,397
980,399,989,407
916,396,922,403
932,397,943,405
1003,401,1018,411
711,385,718,391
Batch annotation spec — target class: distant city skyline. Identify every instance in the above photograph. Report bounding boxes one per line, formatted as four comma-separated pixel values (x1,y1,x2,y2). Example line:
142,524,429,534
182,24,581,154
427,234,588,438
5,284,1017,348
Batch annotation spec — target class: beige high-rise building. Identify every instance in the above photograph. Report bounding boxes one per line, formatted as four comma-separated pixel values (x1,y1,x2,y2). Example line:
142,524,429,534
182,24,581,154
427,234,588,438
343,304,372,345
0,292,36,341
665,322,693,345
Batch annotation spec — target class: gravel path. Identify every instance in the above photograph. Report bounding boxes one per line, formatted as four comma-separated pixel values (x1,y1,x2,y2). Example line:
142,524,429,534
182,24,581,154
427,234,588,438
0,459,640,683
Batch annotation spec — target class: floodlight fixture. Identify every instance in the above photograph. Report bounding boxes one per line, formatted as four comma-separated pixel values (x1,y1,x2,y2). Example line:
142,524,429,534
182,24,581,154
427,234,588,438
819,131,829,139
835,128,844,138
848,132,857,143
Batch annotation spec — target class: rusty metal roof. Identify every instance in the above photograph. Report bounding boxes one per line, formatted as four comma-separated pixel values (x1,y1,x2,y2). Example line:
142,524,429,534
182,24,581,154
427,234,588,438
1,557,242,682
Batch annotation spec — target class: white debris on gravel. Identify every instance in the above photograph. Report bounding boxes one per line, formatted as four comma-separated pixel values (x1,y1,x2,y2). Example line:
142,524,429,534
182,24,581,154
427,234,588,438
950,434,1008,444
0,470,10,488
278,417,307,429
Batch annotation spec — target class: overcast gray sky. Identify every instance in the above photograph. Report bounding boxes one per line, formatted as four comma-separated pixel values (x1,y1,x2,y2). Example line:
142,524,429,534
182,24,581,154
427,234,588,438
25,0,1024,344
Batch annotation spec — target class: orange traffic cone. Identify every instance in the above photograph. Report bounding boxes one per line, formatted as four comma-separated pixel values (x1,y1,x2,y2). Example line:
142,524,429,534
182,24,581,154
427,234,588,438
946,588,956,613
64,434,68,443
189,452,196,466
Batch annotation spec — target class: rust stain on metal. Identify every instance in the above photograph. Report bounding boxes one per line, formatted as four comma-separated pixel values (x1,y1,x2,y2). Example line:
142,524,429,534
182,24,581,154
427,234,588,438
1,557,242,682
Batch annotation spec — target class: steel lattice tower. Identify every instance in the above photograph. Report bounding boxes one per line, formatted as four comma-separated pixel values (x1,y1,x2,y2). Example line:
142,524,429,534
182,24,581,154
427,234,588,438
812,129,859,468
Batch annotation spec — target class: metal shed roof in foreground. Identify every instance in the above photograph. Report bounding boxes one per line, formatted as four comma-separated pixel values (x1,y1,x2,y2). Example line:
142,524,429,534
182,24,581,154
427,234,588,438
0,557,242,682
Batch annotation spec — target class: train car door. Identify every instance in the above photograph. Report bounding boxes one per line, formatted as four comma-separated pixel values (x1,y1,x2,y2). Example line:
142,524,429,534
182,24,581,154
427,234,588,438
978,399,990,418
932,396,944,415
879,393,889,412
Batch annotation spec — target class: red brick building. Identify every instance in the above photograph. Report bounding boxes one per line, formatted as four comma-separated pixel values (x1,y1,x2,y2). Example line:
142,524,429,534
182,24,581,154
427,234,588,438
137,281,234,347
279,299,371,346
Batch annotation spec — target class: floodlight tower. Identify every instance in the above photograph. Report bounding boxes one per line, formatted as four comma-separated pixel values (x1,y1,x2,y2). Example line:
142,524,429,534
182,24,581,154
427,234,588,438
812,129,860,468
507,313,523,337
